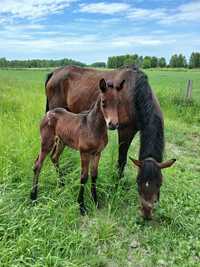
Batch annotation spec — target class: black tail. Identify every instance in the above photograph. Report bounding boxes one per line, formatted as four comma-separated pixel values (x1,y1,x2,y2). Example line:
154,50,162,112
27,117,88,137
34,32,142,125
45,72,53,87
45,72,53,113
46,98,49,113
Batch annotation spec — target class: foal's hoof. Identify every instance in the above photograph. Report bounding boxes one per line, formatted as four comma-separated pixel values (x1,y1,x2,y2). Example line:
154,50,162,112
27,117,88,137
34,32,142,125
80,206,87,216
30,191,37,201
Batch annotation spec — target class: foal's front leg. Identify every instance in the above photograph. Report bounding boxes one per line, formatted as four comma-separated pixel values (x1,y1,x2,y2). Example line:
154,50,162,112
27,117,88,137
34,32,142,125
50,137,65,186
90,153,100,207
78,152,90,215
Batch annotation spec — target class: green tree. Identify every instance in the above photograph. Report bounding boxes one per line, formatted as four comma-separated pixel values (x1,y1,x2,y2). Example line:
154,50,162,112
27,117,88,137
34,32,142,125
158,57,166,68
90,62,106,68
189,52,200,68
0,57,8,67
169,54,178,67
142,56,151,68
151,56,158,68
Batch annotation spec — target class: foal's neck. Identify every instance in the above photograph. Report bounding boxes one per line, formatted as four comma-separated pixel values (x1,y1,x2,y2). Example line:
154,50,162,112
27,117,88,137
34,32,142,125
88,97,106,134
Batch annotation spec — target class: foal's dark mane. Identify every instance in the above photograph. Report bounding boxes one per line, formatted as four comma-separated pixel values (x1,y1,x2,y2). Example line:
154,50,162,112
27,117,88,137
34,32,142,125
134,69,164,163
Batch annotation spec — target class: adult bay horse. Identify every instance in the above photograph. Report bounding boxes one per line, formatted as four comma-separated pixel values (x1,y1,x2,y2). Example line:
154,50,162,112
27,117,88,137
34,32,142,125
45,65,176,218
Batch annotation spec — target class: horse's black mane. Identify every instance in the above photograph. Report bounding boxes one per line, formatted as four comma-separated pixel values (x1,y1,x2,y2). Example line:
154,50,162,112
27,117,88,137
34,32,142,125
134,69,164,163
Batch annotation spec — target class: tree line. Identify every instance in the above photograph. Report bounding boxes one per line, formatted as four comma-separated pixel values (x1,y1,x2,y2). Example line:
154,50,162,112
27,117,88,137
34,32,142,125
107,52,200,69
0,58,86,68
0,52,200,69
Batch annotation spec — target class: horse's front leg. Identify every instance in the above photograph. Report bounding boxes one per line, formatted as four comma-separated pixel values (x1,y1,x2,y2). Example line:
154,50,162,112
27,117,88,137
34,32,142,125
78,152,90,215
118,127,137,179
90,153,101,207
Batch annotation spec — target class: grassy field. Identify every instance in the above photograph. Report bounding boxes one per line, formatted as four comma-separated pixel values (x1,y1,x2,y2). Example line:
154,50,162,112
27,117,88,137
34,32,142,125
0,68,200,267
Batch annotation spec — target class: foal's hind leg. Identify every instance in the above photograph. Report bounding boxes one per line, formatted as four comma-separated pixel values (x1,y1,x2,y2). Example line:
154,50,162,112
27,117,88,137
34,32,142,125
50,137,65,186
30,149,48,200
90,153,100,207
31,123,54,200
78,152,90,215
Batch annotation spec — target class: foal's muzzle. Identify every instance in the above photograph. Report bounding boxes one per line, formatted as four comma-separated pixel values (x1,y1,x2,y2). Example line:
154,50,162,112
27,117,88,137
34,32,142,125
107,121,119,130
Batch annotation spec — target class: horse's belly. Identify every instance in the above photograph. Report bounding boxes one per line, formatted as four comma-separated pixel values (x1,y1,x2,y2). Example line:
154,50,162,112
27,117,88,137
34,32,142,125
67,82,99,113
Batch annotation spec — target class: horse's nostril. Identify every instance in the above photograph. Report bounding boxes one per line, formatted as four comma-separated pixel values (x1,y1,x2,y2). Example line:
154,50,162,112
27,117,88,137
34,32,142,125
116,123,119,129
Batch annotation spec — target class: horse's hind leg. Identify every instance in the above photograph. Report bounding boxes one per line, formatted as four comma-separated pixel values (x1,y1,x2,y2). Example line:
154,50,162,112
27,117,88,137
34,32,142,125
90,153,100,207
50,137,65,186
30,149,48,200
118,127,137,179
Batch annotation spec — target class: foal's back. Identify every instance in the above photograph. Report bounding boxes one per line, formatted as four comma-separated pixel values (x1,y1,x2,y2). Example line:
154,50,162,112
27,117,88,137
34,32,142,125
42,107,107,153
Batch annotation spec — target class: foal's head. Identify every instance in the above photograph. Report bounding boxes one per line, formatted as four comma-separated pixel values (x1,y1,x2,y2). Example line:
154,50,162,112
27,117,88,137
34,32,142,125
130,157,176,219
99,78,125,130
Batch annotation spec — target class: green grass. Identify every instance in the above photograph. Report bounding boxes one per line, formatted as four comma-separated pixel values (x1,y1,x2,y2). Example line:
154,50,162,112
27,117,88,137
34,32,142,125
0,69,200,267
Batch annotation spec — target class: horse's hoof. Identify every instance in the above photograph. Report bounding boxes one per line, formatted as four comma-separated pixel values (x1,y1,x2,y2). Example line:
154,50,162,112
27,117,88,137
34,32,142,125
80,206,87,216
30,191,37,201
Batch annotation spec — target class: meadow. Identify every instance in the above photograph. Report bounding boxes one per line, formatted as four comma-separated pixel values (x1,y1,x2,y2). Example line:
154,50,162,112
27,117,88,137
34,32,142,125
0,68,200,267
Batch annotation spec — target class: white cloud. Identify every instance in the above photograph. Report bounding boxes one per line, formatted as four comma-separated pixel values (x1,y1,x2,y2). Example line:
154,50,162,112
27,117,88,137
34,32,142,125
78,1,200,25
0,0,76,19
79,2,130,14
127,1,200,24
111,35,175,47
160,1,200,24
127,7,166,21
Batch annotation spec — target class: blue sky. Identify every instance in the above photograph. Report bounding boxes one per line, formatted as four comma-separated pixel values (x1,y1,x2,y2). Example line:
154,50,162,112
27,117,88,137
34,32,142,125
0,0,200,63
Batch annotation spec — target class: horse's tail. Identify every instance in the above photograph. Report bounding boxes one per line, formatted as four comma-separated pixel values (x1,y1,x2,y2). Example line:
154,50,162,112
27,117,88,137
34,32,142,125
45,72,53,113
45,98,49,113
45,72,53,87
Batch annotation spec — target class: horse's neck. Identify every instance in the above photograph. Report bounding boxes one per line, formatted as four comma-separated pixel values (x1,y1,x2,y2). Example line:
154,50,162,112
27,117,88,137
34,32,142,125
139,113,164,162
88,97,106,134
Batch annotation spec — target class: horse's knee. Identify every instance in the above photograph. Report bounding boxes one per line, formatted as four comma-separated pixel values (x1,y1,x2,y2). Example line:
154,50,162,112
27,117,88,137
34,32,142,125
91,172,98,181
80,174,88,185
33,162,40,174
91,175,97,183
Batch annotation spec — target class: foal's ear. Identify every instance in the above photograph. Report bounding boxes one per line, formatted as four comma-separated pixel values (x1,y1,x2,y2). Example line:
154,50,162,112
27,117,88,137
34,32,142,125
158,159,176,169
99,78,107,93
129,157,143,167
117,80,125,91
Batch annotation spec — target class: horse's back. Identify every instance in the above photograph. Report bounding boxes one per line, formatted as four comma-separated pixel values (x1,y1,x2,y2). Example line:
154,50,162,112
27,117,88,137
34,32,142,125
45,66,116,112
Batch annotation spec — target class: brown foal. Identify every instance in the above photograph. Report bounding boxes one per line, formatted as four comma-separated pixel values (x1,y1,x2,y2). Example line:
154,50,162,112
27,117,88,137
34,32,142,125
30,78,125,214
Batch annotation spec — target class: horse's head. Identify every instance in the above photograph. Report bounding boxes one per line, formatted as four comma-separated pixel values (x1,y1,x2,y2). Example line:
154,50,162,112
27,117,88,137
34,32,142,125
130,157,176,219
99,78,125,130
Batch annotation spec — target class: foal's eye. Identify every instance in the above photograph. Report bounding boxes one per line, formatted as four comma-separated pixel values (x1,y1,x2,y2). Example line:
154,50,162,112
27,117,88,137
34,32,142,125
102,100,106,107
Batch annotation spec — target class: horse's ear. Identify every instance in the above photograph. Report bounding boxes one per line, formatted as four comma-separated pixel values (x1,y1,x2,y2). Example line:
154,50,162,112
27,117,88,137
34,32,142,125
117,80,125,91
158,159,176,169
129,157,142,167
99,78,107,93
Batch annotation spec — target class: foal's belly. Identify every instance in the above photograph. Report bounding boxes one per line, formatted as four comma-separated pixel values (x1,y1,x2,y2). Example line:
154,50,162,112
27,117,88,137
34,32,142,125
56,118,80,150
78,133,108,154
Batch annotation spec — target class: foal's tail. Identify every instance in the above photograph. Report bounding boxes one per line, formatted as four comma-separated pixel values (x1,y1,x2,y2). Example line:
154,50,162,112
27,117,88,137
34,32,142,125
45,72,53,113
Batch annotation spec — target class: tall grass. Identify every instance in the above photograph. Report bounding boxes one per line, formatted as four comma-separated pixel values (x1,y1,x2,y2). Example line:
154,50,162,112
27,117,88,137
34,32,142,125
0,69,200,266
